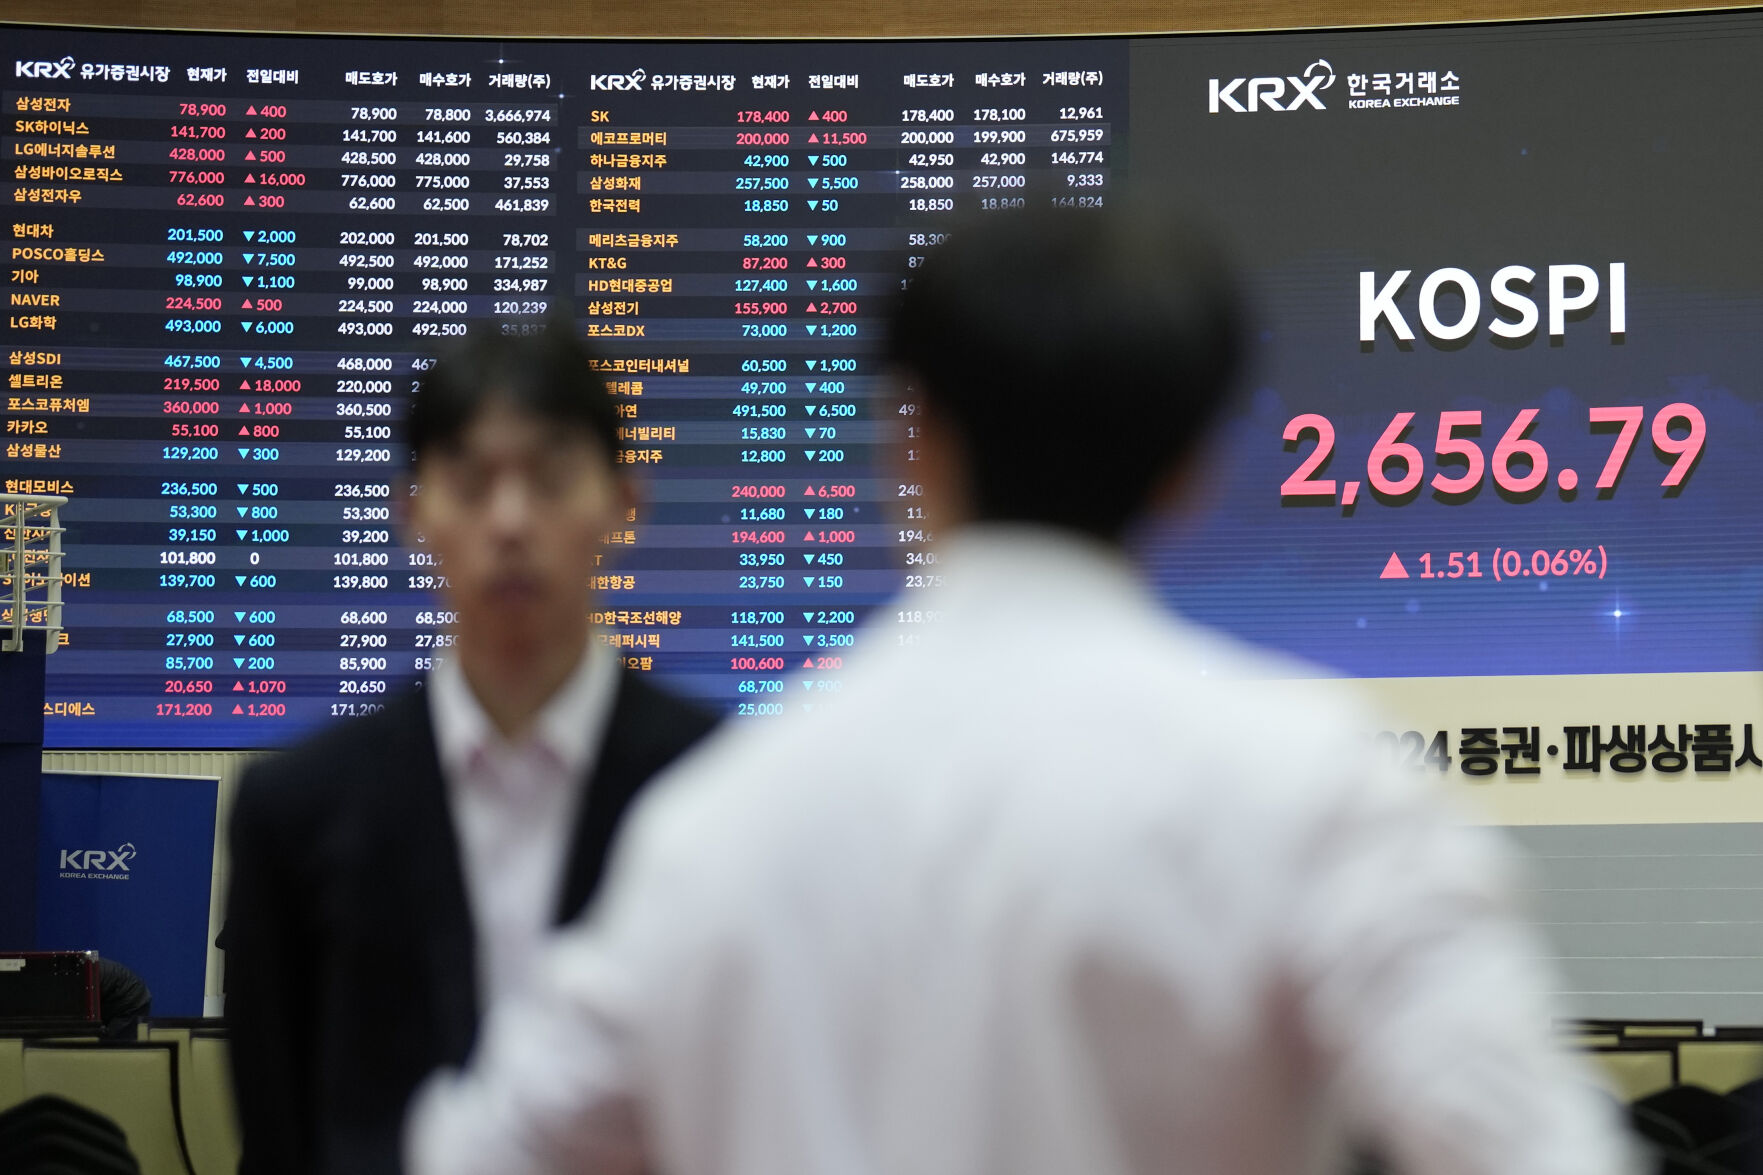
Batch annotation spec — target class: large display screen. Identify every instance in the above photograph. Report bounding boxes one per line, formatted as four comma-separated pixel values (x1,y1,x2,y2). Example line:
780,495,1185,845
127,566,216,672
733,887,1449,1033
4,13,1760,764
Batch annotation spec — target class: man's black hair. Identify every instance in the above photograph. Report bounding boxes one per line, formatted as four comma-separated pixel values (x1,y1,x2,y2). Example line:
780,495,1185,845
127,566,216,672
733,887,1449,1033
407,325,621,467
884,206,1244,538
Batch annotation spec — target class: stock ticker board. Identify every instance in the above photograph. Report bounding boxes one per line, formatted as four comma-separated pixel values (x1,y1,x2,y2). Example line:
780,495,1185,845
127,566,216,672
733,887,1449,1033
6,13,1763,748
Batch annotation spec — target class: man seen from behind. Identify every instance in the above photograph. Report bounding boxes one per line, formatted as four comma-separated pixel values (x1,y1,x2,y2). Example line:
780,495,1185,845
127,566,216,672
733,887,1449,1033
407,209,1637,1175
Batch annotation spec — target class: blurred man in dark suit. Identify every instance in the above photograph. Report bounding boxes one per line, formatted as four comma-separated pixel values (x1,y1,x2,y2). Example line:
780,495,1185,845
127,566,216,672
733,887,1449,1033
224,328,715,1175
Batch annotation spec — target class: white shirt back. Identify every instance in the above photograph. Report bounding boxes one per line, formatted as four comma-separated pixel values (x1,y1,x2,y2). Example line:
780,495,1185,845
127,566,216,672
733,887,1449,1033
410,527,1637,1175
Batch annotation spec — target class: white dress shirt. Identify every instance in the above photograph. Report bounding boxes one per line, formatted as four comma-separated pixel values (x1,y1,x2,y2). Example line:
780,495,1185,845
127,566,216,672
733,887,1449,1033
428,640,619,1011
410,527,1638,1175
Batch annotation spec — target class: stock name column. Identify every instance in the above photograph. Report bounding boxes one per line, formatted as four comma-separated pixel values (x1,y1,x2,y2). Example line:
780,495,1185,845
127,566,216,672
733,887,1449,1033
8,53,215,742
575,77,676,694
7,79,104,708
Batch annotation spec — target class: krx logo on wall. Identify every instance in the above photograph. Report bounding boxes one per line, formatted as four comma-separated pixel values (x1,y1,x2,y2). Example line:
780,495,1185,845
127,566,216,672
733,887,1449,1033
1208,59,1461,112
1208,59,1335,112
57,842,137,881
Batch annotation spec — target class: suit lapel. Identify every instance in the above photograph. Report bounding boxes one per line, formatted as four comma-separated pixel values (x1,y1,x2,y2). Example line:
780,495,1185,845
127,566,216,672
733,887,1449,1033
389,691,482,1060
553,672,647,926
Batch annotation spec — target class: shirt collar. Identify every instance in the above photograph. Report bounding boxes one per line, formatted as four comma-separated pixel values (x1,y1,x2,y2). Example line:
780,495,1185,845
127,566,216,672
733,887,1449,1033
429,637,619,787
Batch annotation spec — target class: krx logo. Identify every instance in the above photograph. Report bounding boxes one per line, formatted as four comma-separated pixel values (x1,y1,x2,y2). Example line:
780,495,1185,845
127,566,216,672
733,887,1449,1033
58,842,136,875
15,57,75,79
1209,59,1334,113
590,68,648,91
